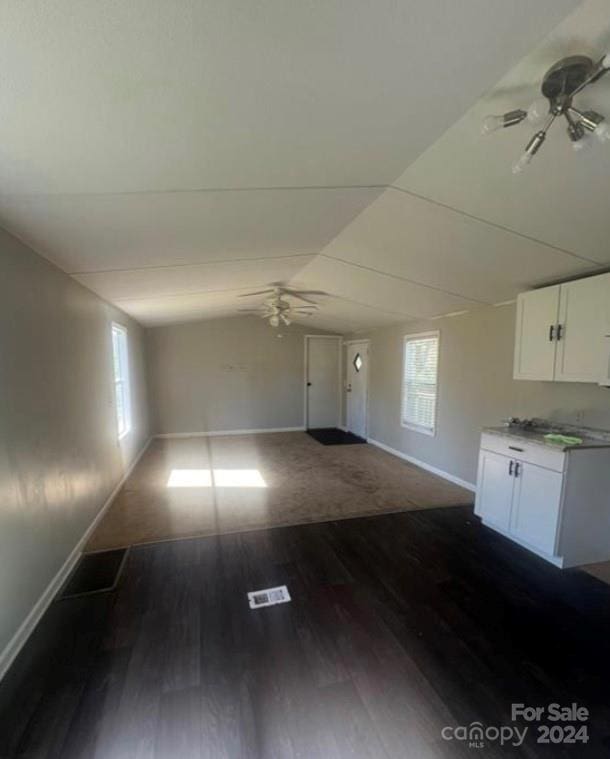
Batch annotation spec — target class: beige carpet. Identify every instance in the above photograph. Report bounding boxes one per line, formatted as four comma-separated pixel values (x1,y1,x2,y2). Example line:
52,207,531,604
582,561,610,586
86,432,473,551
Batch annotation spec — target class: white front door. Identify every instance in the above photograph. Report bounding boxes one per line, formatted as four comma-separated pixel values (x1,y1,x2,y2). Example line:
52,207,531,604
306,337,341,428
346,341,368,438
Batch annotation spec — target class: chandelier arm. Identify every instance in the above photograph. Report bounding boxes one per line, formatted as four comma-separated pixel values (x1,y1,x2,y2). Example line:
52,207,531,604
568,106,605,132
571,56,610,98
534,112,557,144
564,110,585,142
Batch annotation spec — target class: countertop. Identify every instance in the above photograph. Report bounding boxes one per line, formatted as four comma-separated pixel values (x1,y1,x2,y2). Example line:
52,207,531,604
483,426,610,452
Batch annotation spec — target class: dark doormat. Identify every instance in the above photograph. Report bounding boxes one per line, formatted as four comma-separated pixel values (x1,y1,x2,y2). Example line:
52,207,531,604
57,548,128,600
307,427,366,445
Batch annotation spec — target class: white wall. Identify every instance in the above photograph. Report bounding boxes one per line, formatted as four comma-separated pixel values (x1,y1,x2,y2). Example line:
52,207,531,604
361,303,610,486
146,317,332,434
0,227,149,659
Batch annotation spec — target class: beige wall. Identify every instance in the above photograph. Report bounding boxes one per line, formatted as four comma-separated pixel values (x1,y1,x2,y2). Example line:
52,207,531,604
146,317,331,434
0,228,149,657
362,303,610,486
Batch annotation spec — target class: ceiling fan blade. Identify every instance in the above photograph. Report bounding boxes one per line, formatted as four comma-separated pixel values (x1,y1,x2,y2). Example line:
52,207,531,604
238,289,275,298
286,293,319,305
285,289,328,296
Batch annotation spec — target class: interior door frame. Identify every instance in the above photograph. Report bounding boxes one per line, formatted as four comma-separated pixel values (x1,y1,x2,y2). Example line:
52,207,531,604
303,335,343,429
344,339,370,438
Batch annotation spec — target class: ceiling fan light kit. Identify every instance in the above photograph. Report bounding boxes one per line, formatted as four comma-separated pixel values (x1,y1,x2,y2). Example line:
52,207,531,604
238,285,328,328
481,53,610,172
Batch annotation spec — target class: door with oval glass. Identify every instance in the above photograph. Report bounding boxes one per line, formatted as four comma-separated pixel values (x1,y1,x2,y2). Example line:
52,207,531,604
346,341,368,439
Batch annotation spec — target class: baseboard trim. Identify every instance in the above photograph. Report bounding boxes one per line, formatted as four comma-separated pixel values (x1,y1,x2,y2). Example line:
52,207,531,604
0,435,153,683
156,426,305,439
367,438,476,492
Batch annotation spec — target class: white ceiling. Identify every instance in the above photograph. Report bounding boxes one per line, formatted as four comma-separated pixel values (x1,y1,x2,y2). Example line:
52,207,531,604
1,0,598,331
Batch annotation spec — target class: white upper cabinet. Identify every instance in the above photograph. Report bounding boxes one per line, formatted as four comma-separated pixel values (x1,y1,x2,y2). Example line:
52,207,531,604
514,273,610,384
604,274,610,337
601,275,610,387
555,275,608,383
513,285,560,381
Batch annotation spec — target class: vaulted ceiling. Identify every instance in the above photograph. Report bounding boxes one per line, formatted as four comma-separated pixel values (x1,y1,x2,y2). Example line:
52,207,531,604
3,0,606,333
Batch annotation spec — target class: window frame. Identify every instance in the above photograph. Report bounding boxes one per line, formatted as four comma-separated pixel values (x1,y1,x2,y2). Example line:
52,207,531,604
400,330,440,437
111,322,132,440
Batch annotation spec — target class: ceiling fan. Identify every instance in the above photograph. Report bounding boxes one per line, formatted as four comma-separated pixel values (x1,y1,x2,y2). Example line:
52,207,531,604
238,284,328,327
481,52,610,172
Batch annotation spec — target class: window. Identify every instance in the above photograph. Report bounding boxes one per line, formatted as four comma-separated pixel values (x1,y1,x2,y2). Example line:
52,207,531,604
401,331,439,435
111,323,131,439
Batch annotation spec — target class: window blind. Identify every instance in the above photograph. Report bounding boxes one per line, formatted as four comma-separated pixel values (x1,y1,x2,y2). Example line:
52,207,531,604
401,333,439,434
112,323,131,439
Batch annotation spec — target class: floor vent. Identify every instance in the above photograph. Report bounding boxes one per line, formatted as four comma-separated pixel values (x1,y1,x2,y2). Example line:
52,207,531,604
247,585,291,609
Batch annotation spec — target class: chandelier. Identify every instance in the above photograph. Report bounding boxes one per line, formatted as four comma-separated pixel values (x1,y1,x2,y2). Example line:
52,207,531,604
482,54,610,173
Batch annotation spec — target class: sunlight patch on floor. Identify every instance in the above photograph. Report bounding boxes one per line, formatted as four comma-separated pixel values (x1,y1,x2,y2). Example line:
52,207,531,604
167,469,213,487
213,469,267,487
167,468,267,488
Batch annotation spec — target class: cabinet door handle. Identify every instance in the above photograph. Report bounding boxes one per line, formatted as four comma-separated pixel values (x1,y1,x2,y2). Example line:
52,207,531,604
508,460,514,476
514,462,521,477
548,325,555,342
556,324,563,341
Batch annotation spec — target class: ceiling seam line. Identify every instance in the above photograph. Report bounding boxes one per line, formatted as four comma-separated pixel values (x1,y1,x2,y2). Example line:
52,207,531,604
0,184,389,200
318,253,491,305
328,293,419,318
112,283,302,302
68,253,315,276
113,283,418,319
388,185,601,265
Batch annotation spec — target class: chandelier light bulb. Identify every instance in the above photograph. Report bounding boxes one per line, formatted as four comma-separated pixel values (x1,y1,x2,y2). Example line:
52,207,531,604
571,136,589,152
594,121,610,143
512,152,533,174
269,315,280,327
602,53,610,69
481,114,505,136
527,99,549,125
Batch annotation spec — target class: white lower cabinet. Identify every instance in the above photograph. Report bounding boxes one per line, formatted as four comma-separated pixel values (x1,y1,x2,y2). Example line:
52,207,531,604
475,449,561,560
475,432,610,567
476,450,514,531
510,462,562,555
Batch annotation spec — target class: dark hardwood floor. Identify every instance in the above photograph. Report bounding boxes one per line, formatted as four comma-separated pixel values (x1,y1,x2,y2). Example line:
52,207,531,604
1,506,610,758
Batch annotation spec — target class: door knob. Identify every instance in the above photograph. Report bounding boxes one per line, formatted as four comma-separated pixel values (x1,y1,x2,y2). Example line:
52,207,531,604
307,382,312,387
